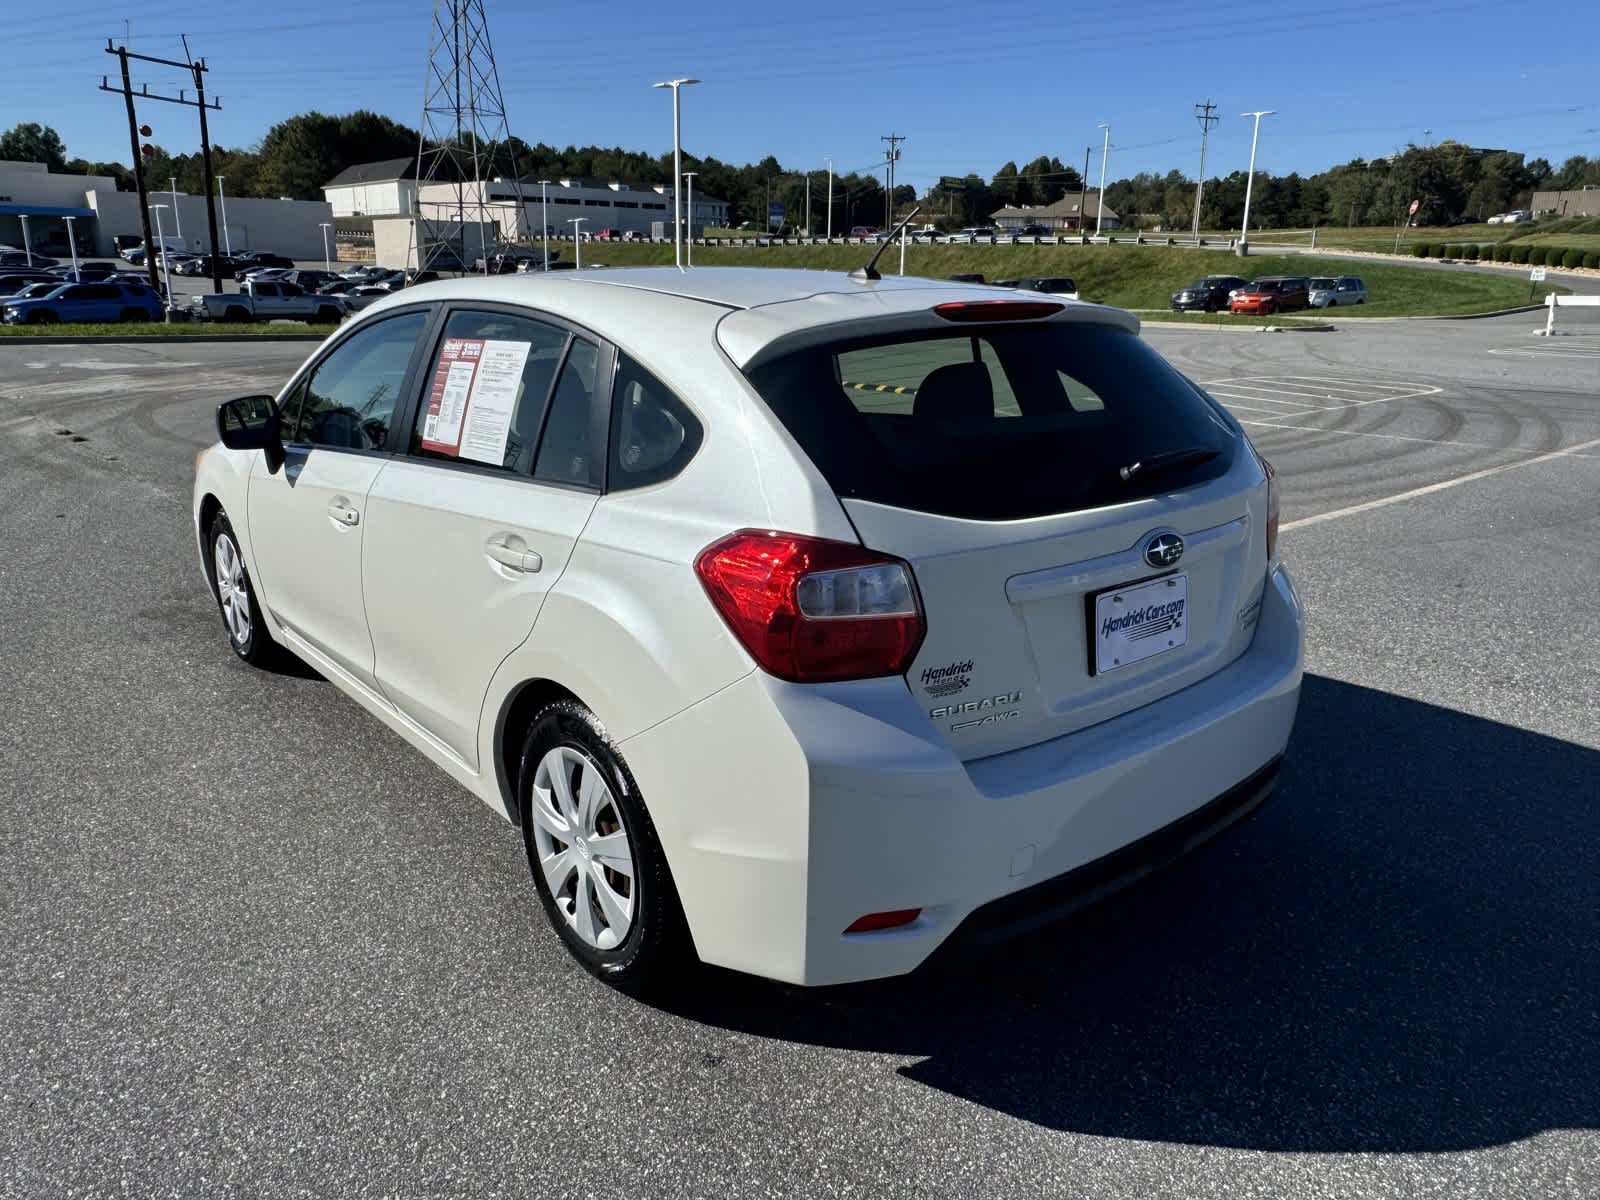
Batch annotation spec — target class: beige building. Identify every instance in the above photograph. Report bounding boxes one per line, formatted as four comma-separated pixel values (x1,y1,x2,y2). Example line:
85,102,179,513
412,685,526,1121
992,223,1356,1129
1531,187,1600,218
990,192,1120,232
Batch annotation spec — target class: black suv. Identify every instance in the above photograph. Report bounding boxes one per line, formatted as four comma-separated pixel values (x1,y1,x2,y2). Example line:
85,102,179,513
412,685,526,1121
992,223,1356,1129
1171,275,1249,313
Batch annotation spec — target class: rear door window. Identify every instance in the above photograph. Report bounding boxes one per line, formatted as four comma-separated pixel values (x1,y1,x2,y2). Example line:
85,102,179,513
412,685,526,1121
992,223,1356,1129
410,309,570,474
745,322,1235,521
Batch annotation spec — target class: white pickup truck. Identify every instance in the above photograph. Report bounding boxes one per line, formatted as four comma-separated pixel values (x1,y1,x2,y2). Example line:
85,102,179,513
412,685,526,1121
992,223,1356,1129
191,280,347,324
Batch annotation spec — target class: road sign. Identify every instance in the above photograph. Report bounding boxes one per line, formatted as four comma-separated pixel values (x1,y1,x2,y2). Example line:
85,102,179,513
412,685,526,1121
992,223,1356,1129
768,201,784,227
1408,199,1420,216
1530,267,1547,282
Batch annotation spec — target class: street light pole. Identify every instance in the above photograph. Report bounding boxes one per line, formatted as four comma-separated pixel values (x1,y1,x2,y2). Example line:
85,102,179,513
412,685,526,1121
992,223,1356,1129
1096,123,1111,236
216,175,231,256
64,216,79,275
570,217,586,269
170,177,183,245
682,172,698,266
652,78,700,268
826,157,833,240
18,214,32,266
1238,110,1276,256
319,222,332,272
538,180,550,269
149,203,172,321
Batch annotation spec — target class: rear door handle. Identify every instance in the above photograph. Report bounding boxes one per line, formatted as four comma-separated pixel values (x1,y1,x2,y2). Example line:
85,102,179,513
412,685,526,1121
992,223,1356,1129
327,500,360,527
486,538,542,574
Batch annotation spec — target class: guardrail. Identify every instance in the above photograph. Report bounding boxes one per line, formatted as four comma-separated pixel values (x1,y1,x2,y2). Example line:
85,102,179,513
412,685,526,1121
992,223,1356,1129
1537,292,1600,336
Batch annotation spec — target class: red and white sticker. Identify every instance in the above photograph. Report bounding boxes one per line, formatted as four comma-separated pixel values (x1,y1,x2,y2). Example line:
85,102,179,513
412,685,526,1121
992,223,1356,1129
419,336,533,465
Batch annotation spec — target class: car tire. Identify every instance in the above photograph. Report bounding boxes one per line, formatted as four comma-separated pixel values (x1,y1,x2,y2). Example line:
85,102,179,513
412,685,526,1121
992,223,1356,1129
28,310,58,324
207,510,283,668
223,306,250,323
119,307,145,323
315,305,340,324
517,699,692,994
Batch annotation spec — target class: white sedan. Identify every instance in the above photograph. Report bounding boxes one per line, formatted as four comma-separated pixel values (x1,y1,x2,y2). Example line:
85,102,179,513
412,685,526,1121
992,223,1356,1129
194,267,1304,991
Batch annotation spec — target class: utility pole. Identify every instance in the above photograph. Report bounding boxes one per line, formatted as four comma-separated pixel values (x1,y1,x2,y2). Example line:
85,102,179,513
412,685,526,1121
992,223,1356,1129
107,46,159,292
187,36,225,294
102,40,225,294
682,171,697,265
881,133,904,230
1192,99,1218,239
1080,146,1091,237
825,158,833,239
1095,123,1111,236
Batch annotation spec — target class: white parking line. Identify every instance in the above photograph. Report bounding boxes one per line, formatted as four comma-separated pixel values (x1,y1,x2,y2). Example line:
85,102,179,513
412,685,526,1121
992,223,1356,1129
1238,417,1600,459
1281,435,1600,531
1206,390,1323,411
1488,346,1600,359
1202,375,1442,410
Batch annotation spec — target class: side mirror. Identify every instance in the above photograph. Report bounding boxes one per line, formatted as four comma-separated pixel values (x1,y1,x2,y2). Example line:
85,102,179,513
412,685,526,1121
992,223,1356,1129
216,394,286,475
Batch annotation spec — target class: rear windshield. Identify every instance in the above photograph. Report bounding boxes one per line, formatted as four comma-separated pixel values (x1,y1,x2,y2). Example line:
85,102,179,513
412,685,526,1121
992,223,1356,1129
745,322,1237,521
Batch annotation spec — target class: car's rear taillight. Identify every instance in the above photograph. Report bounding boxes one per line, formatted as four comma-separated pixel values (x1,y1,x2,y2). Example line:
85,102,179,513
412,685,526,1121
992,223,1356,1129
1263,456,1280,561
694,530,926,683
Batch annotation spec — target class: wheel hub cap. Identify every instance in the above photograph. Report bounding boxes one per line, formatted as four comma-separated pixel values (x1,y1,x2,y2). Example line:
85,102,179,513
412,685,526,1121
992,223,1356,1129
529,745,636,950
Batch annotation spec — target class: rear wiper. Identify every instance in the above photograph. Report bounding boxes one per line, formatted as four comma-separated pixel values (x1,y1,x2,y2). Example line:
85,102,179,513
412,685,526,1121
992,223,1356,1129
1118,446,1220,483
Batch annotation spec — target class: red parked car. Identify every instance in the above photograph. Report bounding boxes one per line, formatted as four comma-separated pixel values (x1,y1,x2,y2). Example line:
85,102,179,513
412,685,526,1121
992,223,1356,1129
593,228,623,241
1229,276,1311,315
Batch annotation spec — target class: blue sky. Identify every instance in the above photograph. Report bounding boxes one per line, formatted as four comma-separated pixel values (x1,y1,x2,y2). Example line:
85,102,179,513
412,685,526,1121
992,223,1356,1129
5,0,1597,187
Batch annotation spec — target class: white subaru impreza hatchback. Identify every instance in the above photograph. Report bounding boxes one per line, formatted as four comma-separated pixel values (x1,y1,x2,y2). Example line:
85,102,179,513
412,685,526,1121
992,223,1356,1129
194,267,1304,991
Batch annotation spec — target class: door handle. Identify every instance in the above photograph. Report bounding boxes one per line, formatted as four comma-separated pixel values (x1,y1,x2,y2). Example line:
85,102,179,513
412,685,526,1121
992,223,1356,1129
486,537,542,574
327,499,360,527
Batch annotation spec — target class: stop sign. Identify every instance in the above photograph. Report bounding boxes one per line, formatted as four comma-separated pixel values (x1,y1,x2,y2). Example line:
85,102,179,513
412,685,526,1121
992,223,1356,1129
1408,199,1420,215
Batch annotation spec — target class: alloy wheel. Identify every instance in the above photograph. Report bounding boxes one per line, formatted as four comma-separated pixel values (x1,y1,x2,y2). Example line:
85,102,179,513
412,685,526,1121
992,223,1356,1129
213,532,252,646
529,745,636,950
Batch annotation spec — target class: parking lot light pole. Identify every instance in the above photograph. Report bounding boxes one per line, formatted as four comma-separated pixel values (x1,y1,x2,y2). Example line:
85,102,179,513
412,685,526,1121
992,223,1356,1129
538,180,550,270
170,177,183,244
319,222,332,272
149,203,173,321
683,172,697,266
18,214,32,266
1095,123,1111,236
1238,110,1275,257
64,216,79,275
652,78,700,269
570,217,586,269
216,175,232,256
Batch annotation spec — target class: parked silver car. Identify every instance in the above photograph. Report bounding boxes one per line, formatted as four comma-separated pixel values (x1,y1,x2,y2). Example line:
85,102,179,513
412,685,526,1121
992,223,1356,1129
1308,276,1367,308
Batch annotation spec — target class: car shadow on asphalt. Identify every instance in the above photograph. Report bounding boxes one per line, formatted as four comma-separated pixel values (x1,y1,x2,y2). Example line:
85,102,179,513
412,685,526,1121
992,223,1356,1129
664,674,1600,1153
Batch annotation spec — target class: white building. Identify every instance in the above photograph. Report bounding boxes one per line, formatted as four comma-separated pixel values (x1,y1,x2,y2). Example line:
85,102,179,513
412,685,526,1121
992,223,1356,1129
418,176,729,239
0,159,333,259
322,157,419,218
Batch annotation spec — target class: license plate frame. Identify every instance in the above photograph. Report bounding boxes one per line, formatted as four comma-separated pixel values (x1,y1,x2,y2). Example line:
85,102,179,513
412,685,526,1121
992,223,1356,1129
1089,572,1189,675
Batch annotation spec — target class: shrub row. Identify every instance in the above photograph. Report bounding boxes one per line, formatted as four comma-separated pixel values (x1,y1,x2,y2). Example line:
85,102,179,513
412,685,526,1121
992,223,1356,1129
1409,242,1599,269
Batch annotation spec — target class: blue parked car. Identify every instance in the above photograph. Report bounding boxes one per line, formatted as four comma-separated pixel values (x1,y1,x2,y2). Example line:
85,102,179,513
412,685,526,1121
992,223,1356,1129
1,281,164,325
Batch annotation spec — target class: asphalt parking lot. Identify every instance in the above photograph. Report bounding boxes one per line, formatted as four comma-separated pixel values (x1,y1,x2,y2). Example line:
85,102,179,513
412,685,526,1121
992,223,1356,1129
2,311,1596,1199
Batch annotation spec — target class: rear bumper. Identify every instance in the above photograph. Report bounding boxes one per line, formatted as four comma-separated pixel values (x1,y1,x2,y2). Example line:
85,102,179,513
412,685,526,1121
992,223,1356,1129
622,564,1305,986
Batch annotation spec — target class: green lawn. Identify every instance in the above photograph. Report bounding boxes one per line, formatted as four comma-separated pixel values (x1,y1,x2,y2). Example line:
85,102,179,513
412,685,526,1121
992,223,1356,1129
0,321,339,338
1310,216,1600,254
575,242,1561,316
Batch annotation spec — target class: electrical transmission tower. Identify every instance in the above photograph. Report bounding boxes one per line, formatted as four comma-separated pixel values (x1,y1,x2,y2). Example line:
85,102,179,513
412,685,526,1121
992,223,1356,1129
1192,100,1218,239
411,0,523,273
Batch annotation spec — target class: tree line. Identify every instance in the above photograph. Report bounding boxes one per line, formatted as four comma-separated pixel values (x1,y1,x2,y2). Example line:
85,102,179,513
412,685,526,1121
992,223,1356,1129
3,116,1597,232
